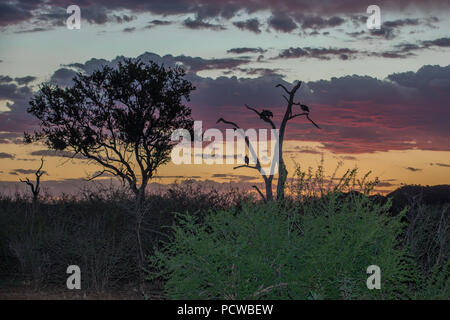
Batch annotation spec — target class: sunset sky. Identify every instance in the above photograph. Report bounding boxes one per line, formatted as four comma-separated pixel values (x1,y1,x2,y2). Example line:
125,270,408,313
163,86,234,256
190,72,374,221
0,0,449,195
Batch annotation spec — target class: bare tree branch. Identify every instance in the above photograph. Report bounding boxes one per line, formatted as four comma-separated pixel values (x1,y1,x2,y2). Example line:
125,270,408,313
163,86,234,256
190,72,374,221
85,169,107,181
245,104,276,129
275,84,290,95
217,113,274,200
19,157,45,204
306,114,321,129
217,80,319,202
288,112,308,120
233,164,259,170
252,185,267,203
217,117,240,129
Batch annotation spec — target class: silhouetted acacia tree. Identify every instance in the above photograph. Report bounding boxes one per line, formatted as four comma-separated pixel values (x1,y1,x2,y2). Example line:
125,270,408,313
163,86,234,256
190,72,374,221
218,81,320,202
25,59,195,287
19,157,45,206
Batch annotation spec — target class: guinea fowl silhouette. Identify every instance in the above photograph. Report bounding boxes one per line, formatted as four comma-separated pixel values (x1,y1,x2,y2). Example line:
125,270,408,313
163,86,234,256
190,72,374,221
300,104,310,113
260,110,273,119
244,155,249,166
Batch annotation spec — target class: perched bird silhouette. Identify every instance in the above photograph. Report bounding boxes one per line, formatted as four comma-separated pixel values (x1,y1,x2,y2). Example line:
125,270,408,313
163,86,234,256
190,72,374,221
300,104,310,113
260,110,273,119
244,155,249,165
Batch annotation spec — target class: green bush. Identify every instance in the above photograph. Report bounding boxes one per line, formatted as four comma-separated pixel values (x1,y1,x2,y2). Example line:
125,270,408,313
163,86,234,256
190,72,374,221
417,260,449,299
149,193,416,299
405,203,449,275
294,193,413,299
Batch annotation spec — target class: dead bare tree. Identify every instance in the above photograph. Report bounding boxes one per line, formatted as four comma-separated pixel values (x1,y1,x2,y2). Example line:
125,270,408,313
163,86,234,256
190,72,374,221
217,81,320,202
19,158,45,205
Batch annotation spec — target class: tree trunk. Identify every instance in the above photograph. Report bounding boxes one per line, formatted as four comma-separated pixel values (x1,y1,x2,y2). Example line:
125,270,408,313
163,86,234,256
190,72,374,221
265,177,274,201
133,182,148,295
276,160,288,201
276,132,287,201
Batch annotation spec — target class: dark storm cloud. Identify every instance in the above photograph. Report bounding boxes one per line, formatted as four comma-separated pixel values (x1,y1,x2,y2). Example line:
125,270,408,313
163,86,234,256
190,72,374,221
149,19,172,26
49,68,79,87
113,14,136,24
222,67,284,78
182,18,226,31
369,18,422,40
154,175,202,179
0,78,35,133
0,152,15,159
267,12,297,33
15,76,37,85
1,51,449,155
422,37,450,47
227,47,266,54
369,50,414,59
406,167,422,172
392,43,424,54
0,132,22,144
295,14,345,29
122,27,136,33
285,146,322,155
369,26,398,40
10,168,41,175
348,17,439,41
0,1,32,26
299,65,450,153
383,18,420,28
234,68,284,78
377,181,396,188
276,47,359,60
339,155,358,161
2,0,450,28
65,52,251,75
14,27,52,34
29,150,85,159
275,37,450,60
232,18,261,34
144,19,173,29
175,56,250,72
211,173,255,182
0,76,13,83
430,163,450,167
366,37,450,58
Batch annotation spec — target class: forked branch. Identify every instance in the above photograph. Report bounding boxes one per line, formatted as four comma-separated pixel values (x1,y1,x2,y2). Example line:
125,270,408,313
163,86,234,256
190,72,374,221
19,157,45,203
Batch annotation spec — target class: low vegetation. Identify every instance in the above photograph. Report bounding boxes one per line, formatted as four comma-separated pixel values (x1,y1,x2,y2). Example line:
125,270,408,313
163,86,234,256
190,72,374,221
0,167,448,299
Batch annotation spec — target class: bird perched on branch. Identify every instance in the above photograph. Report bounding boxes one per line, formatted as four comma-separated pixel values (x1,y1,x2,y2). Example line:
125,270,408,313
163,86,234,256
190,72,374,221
260,110,273,119
300,104,310,113
244,155,249,165
260,110,274,124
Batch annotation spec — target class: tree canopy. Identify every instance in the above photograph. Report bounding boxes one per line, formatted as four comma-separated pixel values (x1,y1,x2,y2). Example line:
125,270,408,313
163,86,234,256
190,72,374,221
26,59,195,199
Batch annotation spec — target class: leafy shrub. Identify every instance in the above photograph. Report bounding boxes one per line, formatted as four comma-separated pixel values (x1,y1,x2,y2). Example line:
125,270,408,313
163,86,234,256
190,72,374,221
288,158,380,203
405,203,449,275
294,193,413,299
149,193,415,299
